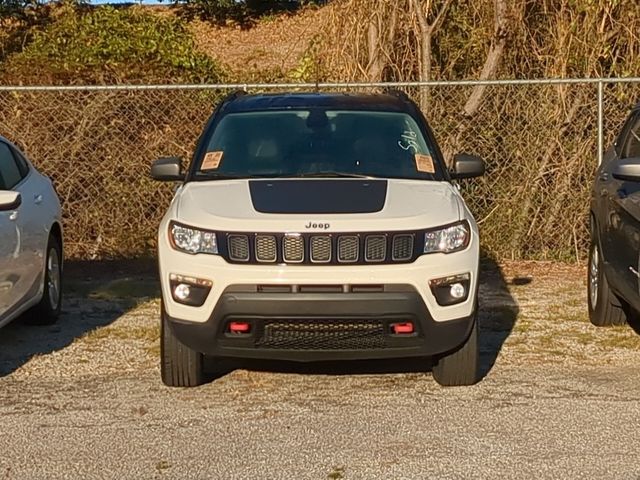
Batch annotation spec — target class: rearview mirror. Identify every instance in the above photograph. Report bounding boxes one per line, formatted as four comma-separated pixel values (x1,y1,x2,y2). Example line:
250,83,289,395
612,158,640,183
450,153,485,180
151,157,184,182
0,191,21,211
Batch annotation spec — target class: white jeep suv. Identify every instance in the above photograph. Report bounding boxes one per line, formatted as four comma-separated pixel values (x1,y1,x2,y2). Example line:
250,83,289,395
152,92,485,387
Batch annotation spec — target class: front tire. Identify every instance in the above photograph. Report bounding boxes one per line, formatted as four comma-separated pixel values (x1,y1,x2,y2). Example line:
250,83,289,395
161,303,204,387
432,315,479,386
588,236,626,327
26,234,62,325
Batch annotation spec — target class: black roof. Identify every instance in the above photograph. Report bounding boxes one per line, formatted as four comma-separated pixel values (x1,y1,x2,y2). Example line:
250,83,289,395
222,92,415,114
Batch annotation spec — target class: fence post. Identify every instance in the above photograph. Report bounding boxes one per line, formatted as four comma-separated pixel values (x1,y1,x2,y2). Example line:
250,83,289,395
597,79,604,165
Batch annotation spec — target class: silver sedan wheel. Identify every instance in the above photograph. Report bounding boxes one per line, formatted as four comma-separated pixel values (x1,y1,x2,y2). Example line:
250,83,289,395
47,247,61,310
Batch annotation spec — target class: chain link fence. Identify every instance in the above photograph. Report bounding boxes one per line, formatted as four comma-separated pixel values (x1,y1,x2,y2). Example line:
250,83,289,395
0,79,639,261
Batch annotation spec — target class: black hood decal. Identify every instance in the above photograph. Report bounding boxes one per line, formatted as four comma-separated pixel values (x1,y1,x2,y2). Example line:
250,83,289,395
249,179,387,214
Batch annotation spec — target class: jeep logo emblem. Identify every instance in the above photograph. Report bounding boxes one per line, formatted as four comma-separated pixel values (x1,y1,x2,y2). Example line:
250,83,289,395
305,222,330,229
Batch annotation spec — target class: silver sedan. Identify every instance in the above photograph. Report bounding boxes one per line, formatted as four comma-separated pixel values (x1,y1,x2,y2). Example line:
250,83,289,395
0,136,63,328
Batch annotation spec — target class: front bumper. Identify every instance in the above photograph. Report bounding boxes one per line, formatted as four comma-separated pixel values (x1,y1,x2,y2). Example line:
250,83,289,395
166,288,476,361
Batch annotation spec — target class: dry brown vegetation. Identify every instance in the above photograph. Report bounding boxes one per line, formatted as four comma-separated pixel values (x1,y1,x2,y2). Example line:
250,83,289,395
316,0,640,260
190,6,327,81
0,1,639,260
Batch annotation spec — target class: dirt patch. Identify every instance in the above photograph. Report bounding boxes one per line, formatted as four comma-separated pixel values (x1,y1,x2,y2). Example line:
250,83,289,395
494,260,640,365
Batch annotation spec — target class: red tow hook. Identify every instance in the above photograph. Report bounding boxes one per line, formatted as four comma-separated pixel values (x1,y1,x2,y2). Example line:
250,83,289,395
391,322,414,334
229,322,251,334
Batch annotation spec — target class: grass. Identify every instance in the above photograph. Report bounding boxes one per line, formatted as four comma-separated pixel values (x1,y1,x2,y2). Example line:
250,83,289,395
327,467,345,479
83,323,159,343
81,317,160,359
597,331,640,349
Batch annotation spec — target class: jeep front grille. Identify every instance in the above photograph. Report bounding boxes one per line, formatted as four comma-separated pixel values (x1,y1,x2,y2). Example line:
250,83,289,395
337,235,359,263
365,235,387,262
310,236,332,263
283,234,304,263
221,232,419,265
392,234,414,261
228,235,250,262
255,235,277,263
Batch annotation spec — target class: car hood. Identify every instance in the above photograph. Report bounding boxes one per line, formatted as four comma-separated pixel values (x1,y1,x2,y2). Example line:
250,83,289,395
175,178,462,232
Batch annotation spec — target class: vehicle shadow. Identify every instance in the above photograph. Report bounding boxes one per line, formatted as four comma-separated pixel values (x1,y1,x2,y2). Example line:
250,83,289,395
218,257,520,382
625,310,640,336
0,259,158,378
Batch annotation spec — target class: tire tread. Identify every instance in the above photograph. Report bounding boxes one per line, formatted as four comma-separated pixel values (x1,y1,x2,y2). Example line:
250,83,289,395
588,238,627,327
161,305,204,387
24,234,62,325
432,317,479,387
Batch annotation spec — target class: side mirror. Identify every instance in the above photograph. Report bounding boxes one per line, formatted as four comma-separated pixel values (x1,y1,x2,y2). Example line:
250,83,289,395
450,153,485,180
0,191,21,211
612,158,640,182
150,157,184,182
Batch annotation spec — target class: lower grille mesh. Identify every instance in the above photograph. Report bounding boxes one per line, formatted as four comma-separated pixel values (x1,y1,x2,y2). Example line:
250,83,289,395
257,319,387,350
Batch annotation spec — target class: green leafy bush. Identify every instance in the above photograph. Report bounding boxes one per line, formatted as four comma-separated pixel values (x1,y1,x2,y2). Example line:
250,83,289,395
1,4,225,84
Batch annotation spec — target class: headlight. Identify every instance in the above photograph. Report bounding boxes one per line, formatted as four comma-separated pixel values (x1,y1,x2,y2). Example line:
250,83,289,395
169,222,218,255
423,221,470,254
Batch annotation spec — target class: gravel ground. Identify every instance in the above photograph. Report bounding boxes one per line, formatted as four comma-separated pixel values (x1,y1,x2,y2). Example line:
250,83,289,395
1,260,639,479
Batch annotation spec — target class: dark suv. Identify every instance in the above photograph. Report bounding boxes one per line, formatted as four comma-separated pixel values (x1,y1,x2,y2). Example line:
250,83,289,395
589,101,640,326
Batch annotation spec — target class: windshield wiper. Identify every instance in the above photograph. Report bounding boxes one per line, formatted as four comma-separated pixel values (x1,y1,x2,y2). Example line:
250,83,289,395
195,171,379,180
194,172,250,180
276,171,376,179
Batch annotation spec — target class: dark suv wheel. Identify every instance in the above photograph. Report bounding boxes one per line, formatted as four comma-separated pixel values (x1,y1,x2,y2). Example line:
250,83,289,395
587,236,627,327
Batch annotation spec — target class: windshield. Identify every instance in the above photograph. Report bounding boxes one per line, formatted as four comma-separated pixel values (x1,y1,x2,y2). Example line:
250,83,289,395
194,109,441,180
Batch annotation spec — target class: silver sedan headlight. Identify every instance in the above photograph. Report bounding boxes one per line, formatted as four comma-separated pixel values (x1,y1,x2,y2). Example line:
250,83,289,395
169,222,218,255
423,221,470,254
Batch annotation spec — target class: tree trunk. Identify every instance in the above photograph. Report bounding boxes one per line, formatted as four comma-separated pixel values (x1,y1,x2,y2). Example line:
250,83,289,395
463,0,509,117
444,0,513,166
366,13,384,81
409,0,453,111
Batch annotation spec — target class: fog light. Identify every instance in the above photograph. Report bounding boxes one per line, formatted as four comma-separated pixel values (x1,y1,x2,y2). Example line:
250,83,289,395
429,273,471,306
449,282,466,299
174,283,191,301
169,273,212,307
